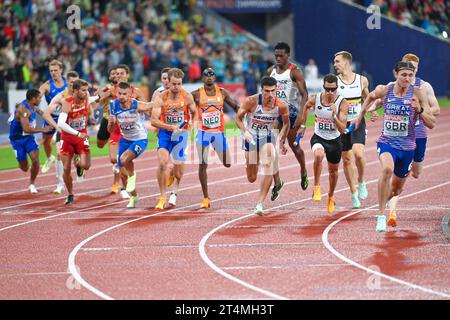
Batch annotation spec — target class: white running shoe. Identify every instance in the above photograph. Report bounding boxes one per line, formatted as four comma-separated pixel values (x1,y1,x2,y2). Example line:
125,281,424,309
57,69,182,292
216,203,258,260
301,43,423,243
254,203,264,216
168,192,177,206
53,184,64,195
28,184,38,194
76,174,85,182
120,189,130,199
41,155,56,173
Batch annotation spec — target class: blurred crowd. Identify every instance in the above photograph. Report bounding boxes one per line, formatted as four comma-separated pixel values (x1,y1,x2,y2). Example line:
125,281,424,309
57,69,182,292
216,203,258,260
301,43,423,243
0,0,273,95
352,0,450,38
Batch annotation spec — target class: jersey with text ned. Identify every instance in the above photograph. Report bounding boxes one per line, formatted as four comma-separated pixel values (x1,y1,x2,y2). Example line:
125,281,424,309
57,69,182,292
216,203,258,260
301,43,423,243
413,77,427,139
337,74,362,121
245,94,280,139
313,94,344,140
270,64,300,113
45,77,68,107
377,83,418,151
8,101,36,140
61,96,89,140
160,89,190,130
110,99,147,141
198,86,225,133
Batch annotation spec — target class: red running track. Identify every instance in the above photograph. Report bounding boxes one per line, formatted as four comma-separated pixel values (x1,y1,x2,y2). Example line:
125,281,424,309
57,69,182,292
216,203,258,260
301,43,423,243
0,110,449,299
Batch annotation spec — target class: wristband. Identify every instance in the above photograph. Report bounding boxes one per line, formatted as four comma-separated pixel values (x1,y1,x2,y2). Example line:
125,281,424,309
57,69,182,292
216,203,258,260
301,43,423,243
300,124,306,128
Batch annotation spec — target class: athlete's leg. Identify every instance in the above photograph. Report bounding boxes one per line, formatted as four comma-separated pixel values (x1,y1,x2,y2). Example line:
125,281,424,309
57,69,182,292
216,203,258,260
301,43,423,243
377,152,394,216
258,142,278,205
28,150,40,186
342,150,357,194
312,143,324,201
353,143,367,185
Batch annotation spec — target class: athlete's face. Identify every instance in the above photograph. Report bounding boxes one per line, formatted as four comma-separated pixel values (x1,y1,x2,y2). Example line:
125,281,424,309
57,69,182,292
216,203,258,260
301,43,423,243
169,76,183,94
31,95,42,106
109,69,117,83
115,68,129,83
117,88,131,104
274,49,289,67
75,85,89,100
323,82,338,100
67,76,79,91
262,85,277,104
50,65,63,80
403,60,419,79
333,55,348,74
161,73,169,89
202,69,216,85
396,69,414,88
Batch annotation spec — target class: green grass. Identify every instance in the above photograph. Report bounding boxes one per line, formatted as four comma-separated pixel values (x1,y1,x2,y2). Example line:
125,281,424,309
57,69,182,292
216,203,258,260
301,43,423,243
1,99,448,172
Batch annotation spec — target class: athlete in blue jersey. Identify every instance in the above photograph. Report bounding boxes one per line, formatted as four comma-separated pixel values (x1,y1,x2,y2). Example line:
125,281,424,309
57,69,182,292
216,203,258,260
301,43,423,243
355,61,435,232
8,89,52,193
108,82,153,208
39,59,67,173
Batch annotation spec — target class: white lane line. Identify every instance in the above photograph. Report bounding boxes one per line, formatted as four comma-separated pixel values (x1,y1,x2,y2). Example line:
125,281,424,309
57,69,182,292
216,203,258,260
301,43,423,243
0,271,70,277
198,158,450,300
322,181,450,299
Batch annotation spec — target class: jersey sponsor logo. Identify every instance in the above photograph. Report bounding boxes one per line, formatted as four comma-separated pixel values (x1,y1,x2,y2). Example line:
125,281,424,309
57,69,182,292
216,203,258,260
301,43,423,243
134,145,142,154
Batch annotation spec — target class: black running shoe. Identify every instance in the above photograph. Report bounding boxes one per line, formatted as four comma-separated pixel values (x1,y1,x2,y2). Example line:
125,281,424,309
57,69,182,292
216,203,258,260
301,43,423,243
271,179,284,201
65,194,74,205
76,166,84,178
301,175,309,191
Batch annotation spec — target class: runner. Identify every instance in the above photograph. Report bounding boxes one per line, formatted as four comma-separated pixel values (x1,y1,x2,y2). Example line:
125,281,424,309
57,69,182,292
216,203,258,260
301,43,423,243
334,51,370,208
297,74,349,214
39,59,68,173
191,68,240,208
151,68,198,209
235,76,290,216
355,61,435,232
57,79,95,204
268,42,309,199
108,82,153,208
8,89,52,193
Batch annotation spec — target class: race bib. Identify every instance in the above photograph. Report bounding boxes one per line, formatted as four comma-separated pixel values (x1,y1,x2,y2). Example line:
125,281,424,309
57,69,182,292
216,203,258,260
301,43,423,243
202,111,220,129
384,115,409,137
120,122,136,132
69,117,86,130
317,117,335,133
165,111,184,125
346,99,361,120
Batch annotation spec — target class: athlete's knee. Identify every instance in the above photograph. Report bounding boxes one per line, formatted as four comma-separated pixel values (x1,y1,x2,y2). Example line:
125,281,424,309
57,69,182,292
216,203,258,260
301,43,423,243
247,174,257,183
19,162,29,172
381,166,393,178
328,164,339,175
342,152,352,165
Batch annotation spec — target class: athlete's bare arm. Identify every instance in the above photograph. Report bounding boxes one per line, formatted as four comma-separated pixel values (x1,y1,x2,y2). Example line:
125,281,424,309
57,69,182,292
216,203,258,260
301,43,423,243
292,68,308,130
222,89,240,112
357,85,389,128
137,100,154,113
335,99,349,133
39,81,50,96
361,76,370,100
414,87,435,129
191,89,200,107
18,105,51,134
296,95,316,137
422,81,440,116
186,92,198,127
278,100,290,154
44,92,64,131
235,95,258,140
150,96,179,132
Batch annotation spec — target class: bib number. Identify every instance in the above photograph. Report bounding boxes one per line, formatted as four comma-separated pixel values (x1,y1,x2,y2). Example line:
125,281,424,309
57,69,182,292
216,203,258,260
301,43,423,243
202,111,220,129
384,115,409,137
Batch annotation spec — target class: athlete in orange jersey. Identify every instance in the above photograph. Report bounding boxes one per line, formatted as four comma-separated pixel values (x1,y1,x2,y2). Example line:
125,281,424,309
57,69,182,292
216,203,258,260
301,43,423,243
191,68,240,208
58,79,95,205
151,68,198,209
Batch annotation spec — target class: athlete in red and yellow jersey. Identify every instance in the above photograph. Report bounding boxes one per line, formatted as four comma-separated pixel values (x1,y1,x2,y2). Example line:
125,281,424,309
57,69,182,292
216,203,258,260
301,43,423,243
191,68,240,208
58,79,93,205
151,68,198,209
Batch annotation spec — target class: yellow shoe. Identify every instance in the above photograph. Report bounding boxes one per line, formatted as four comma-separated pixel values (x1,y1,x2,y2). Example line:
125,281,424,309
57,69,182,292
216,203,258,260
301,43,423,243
387,210,397,227
111,183,119,194
312,185,321,201
167,174,174,187
200,198,210,209
327,195,335,214
155,196,166,210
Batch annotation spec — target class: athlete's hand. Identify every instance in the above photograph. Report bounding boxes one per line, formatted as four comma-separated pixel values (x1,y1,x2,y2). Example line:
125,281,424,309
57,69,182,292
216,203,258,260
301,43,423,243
42,125,53,133
243,130,253,143
79,132,89,140
280,140,288,155
369,111,379,122
295,125,306,140
108,115,115,123
172,125,182,133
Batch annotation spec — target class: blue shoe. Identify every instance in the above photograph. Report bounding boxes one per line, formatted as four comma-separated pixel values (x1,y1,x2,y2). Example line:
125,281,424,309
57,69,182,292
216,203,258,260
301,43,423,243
376,215,387,232
351,191,361,208
359,181,368,199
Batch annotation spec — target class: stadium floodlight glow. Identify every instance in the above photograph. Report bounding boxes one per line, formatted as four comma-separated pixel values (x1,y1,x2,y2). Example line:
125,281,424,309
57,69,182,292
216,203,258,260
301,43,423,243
443,31,448,39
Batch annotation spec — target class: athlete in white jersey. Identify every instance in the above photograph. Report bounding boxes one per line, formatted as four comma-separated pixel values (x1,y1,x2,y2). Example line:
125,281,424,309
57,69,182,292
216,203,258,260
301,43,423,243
334,51,370,209
236,76,290,216
268,42,309,201
108,82,153,208
298,74,349,214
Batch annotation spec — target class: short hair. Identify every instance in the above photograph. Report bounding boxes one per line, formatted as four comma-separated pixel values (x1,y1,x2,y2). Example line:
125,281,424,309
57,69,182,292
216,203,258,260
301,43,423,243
108,66,117,75
116,64,130,74
394,61,415,73
26,89,41,100
168,68,184,80
402,53,420,63
260,76,277,87
66,71,79,79
118,82,130,90
49,59,63,69
274,42,290,54
72,79,89,91
334,51,353,63
323,73,338,85
161,67,171,75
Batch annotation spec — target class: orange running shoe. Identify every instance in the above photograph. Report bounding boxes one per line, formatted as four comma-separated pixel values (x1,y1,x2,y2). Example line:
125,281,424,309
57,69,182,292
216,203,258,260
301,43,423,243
327,195,335,214
200,198,210,209
155,196,166,210
312,185,321,201
111,182,119,194
387,210,397,227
